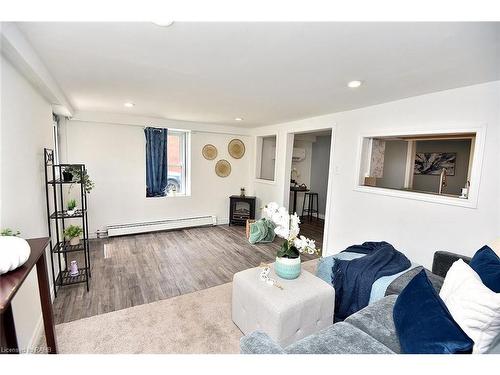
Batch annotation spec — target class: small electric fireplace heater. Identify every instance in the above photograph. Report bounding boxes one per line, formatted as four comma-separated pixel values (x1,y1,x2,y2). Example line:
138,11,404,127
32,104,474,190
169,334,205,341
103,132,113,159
229,195,256,226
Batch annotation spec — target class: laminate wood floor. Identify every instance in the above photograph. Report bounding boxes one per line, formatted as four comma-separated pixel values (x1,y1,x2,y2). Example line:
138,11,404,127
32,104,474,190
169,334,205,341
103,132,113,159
299,217,325,250
52,224,319,324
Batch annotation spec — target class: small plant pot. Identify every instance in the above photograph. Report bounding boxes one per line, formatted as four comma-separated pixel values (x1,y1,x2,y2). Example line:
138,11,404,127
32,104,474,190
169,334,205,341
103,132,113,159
274,256,301,280
69,237,80,246
67,209,76,216
62,171,73,182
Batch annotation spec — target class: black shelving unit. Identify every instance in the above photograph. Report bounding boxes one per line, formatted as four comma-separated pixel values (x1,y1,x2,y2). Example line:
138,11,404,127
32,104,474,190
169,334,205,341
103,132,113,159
44,148,91,296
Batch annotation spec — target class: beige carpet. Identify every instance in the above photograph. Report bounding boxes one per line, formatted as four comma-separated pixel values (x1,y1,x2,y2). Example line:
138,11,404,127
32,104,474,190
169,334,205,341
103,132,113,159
50,260,317,354
55,282,240,353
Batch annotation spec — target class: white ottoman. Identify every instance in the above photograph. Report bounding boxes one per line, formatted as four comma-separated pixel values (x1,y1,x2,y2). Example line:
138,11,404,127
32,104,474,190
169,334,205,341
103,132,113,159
232,264,335,347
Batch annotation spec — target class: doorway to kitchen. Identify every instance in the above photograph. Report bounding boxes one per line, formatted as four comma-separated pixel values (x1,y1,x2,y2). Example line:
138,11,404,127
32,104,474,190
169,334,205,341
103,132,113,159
287,129,333,250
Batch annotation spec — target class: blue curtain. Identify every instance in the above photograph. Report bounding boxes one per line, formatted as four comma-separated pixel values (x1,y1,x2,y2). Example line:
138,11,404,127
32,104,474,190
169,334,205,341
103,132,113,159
145,127,168,197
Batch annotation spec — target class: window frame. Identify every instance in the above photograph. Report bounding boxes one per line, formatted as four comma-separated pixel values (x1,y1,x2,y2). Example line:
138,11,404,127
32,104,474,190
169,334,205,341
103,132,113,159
165,129,191,198
353,127,486,209
52,114,60,165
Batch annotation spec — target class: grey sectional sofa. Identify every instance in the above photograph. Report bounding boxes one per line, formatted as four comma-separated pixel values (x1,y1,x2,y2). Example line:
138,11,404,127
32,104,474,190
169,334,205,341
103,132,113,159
240,252,500,354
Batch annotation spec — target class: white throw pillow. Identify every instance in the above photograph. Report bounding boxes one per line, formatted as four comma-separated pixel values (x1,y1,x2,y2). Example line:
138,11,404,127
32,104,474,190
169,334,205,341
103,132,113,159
439,259,500,354
0,236,31,275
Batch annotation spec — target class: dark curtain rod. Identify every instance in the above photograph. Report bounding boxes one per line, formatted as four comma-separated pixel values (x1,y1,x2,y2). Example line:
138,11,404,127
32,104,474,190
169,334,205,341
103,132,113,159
145,126,167,132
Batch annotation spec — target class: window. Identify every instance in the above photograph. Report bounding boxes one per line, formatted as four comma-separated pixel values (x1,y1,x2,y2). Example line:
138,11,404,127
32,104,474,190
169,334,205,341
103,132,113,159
255,135,277,181
52,114,60,165
358,132,478,201
166,131,189,196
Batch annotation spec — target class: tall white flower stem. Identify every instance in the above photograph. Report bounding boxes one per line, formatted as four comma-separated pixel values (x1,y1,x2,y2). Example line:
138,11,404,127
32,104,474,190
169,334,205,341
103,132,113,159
263,202,320,257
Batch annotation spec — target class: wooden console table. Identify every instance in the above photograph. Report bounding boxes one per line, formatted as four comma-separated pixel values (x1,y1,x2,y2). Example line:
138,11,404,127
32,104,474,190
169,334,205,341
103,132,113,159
0,237,57,354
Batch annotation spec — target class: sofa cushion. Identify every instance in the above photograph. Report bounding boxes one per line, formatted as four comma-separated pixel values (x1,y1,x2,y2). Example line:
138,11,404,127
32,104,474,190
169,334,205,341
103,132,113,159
240,331,286,354
385,266,443,296
285,322,394,354
345,295,401,353
393,270,474,354
469,245,500,293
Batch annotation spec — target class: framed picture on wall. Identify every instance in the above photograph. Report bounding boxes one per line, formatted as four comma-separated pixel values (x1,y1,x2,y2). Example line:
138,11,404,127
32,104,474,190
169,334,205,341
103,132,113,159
414,152,457,176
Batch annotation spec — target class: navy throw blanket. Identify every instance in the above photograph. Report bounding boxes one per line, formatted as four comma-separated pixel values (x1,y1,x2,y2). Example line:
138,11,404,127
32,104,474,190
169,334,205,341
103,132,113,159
332,241,410,322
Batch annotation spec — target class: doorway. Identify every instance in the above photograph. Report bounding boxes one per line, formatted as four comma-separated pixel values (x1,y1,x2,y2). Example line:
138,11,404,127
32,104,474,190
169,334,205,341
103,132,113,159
287,129,333,250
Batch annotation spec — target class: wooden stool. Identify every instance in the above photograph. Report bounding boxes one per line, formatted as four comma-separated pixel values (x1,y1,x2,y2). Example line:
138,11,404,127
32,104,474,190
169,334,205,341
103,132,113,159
301,192,319,222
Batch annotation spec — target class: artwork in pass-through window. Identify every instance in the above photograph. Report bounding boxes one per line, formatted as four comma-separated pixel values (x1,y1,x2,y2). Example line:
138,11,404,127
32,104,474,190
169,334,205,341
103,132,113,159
414,152,456,176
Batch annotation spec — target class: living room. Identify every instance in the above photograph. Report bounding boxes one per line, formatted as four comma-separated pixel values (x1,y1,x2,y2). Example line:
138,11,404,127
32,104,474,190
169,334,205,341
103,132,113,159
1,2,499,373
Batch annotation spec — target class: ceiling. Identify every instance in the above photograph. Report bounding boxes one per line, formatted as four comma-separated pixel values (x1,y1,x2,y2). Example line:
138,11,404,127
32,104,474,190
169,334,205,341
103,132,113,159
17,22,500,127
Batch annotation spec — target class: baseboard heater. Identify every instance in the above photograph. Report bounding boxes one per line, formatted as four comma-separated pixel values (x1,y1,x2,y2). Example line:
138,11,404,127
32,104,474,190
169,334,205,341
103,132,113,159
107,215,217,237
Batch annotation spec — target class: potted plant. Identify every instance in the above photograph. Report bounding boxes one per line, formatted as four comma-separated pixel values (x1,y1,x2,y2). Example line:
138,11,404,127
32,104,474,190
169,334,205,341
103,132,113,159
67,199,77,215
62,167,74,182
1,228,20,237
64,225,83,246
65,165,95,193
263,202,320,279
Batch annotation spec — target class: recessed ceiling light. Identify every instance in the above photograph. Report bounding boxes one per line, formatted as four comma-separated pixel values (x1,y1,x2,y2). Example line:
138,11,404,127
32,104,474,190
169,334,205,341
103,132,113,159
235,117,243,121
124,102,135,108
152,21,174,27
347,80,362,88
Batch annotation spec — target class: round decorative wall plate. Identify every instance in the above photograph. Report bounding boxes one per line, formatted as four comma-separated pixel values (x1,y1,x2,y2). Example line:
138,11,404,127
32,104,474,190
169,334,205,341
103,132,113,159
202,144,218,160
228,139,245,159
215,159,231,177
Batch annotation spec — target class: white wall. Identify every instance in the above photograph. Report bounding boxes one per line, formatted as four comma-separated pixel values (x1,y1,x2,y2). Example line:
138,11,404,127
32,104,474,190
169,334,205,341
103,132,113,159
1,55,54,351
376,140,408,190
252,81,500,268
61,119,253,233
291,139,313,188
288,139,313,214
310,135,332,215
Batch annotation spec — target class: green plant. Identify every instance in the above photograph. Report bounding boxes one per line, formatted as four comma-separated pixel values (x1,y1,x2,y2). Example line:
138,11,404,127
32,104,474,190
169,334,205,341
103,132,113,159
276,240,300,259
1,228,20,237
66,166,95,193
67,199,77,211
63,225,83,239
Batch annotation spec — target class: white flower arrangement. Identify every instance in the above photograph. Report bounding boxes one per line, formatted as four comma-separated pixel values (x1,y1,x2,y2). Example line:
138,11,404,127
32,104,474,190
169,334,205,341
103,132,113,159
263,202,320,258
